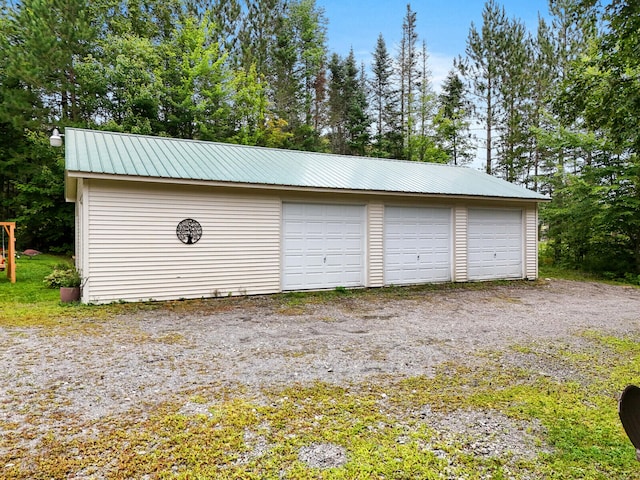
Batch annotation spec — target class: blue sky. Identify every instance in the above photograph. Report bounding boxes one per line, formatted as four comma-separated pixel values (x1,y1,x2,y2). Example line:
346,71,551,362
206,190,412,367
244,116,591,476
318,0,551,90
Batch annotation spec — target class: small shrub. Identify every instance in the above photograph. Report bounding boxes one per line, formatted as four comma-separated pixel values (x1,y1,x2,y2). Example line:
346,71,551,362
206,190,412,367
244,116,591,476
538,241,555,266
53,262,73,271
44,267,81,288
623,273,640,285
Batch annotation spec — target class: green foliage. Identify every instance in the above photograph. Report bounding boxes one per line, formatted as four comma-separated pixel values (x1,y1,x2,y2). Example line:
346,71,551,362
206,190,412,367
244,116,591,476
1,255,63,303
460,0,507,175
434,70,474,166
43,265,81,288
270,0,328,139
541,165,639,276
370,34,397,157
542,0,640,276
1,0,639,269
327,50,370,155
12,132,74,253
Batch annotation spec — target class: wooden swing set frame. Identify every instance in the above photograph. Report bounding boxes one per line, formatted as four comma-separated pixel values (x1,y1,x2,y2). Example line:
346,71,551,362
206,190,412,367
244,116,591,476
1,222,16,283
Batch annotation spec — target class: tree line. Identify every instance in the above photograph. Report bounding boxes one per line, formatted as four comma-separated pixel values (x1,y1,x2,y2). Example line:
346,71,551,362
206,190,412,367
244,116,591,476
0,0,638,280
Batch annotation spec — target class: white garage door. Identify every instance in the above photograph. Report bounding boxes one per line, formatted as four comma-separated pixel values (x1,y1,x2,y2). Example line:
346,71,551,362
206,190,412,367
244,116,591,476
468,208,522,280
282,203,365,290
384,206,451,285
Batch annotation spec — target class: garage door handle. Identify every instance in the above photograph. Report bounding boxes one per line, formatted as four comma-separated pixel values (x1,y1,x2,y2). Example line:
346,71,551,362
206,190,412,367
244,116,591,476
324,256,326,264
417,255,420,261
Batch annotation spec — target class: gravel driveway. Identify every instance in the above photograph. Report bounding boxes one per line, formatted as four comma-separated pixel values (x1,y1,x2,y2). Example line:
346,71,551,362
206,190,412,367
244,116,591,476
2,278,640,466
3,279,640,419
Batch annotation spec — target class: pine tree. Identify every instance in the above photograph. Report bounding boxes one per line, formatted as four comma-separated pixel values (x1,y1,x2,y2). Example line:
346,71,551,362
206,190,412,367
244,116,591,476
398,3,419,160
434,69,474,165
413,40,442,162
528,17,557,192
104,0,185,46
238,0,284,76
370,35,391,152
209,0,242,60
496,16,533,183
370,34,401,158
327,53,347,154
6,0,97,123
270,0,328,149
327,51,370,156
460,0,507,175
547,0,598,174
345,58,371,155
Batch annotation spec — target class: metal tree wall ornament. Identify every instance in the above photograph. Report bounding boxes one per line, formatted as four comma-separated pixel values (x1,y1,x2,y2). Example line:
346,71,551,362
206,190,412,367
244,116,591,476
176,219,202,245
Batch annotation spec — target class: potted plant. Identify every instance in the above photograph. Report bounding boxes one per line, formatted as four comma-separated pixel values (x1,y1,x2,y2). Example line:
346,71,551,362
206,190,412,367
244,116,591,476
44,264,82,302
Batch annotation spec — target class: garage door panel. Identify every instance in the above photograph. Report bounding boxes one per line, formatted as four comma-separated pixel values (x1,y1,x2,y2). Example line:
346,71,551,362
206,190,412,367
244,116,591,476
384,206,452,285
283,203,365,290
468,209,522,280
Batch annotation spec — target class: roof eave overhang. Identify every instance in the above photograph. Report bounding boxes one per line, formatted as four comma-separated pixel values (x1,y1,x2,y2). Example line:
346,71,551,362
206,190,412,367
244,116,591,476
65,171,78,202
64,171,551,203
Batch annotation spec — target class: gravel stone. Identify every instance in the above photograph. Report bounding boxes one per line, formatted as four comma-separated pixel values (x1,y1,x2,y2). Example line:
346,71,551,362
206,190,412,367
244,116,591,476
2,279,640,464
298,443,348,469
417,405,551,460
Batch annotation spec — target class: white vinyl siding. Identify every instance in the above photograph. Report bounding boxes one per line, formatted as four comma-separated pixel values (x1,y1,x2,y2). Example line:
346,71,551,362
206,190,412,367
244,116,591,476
468,208,523,281
384,206,451,285
453,206,468,282
525,206,538,279
76,179,540,304
367,202,384,287
84,180,281,303
74,179,83,282
282,203,365,290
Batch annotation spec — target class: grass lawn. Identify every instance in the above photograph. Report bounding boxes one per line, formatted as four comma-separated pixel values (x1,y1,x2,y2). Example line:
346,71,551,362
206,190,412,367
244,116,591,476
0,254,161,328
1,256,640,478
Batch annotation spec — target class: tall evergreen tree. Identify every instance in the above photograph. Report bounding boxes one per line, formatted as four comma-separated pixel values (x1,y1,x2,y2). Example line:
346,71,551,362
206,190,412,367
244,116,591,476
327,53,345,154
270,0,327,149
370,34,401,158
103,0,186,46
398,3,419,160
0,0,97,250
434,69,474,165
528,16,557,192
346,59,371,155
547,0,598,173
327,51,370,155
6,0,97,123
208,0,242,59
413,40,442,162
238,0,284,76
460,0,507,174
495,15,532,183
370,35,391,152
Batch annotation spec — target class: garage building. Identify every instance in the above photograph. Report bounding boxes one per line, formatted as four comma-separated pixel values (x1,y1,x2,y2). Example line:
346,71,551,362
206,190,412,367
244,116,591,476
64,128,548,304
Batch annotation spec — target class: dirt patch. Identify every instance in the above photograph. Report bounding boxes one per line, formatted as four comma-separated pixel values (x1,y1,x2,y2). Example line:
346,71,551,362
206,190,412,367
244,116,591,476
1,279,640,468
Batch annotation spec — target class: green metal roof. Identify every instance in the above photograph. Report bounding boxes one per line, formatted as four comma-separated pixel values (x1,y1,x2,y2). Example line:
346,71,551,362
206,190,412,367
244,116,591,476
64,128,548,201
